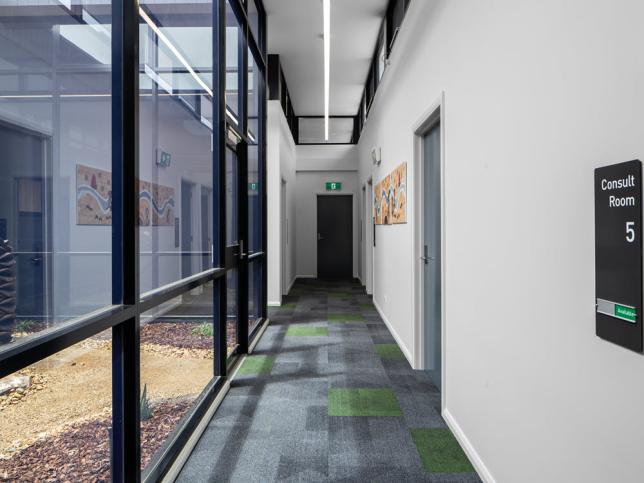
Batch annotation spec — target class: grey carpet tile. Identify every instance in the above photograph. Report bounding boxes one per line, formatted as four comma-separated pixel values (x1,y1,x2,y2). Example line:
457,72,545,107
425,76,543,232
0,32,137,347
177,279,481,483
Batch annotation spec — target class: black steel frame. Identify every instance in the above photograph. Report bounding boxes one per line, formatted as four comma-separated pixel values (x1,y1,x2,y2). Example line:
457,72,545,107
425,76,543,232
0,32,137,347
0,0,268,481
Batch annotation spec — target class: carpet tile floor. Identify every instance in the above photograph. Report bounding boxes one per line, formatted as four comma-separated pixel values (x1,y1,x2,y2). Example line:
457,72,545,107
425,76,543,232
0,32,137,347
177,279,481,483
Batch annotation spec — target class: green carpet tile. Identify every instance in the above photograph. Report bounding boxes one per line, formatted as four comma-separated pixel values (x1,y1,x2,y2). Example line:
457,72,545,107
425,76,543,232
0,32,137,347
411,428,475,473
374,343,406,359
286,326,328,336
178,279,480,482
237,355,275,376
328,388,402,417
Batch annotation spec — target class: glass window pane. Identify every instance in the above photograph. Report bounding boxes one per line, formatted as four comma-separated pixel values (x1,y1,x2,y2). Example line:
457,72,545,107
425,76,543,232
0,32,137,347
248,0,261,49
226,148,239,246
248,260,262,333
248,48,262,139
226,1,240,121
140,282,214,471
298,117,354,144
138,1,214,295
248,144,261,254
0,331,112,480
0,2,112,353
226,269,238,356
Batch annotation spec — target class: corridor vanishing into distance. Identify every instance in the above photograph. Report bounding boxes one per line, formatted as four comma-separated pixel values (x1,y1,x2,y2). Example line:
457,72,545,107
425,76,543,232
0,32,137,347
178,280,480,482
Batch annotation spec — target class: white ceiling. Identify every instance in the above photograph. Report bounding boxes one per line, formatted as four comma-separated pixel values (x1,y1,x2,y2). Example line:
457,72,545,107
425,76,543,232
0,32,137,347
264,0,388,116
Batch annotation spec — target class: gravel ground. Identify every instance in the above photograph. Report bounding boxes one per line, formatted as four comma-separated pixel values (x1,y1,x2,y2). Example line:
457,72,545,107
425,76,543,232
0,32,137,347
0,399,192,481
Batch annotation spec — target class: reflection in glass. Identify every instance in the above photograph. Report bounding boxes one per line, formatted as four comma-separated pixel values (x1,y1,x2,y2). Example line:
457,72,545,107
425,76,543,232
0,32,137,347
226,1,240,121
0,2,112,351
248,261,262,333
248,48,262,138
226,269,238,355
226,148,239,246
248,0,261,48
0,331,112,480
140,282,214,471
138,1,214,295
248,144,261,254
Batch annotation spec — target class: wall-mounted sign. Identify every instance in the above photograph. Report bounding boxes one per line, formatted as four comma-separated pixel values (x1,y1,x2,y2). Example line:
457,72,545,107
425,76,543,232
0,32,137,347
594,159,642,352
156,150,171,168
248,182,258,191
326,182,342,191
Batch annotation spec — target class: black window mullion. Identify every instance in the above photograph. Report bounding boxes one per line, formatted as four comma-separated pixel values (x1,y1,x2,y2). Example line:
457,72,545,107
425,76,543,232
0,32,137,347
260,51,268,320
111,0,141,480
213,0,228,378
238,140,249,353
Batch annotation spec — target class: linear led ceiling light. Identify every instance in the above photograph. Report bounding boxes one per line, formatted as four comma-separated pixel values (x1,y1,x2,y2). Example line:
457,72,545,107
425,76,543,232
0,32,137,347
323,0,330,140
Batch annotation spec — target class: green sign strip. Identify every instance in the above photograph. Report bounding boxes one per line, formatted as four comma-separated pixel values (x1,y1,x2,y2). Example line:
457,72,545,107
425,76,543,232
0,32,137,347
326,182,342,191
615,304,637,323
597,298,637,324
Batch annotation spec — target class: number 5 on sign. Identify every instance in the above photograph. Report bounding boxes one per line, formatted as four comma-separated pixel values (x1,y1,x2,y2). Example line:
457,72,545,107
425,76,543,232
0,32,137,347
626,221,635,242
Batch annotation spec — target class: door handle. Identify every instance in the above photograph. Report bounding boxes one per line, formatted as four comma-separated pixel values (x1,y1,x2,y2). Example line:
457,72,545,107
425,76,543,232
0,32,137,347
421,245,435,264
317,233,324,241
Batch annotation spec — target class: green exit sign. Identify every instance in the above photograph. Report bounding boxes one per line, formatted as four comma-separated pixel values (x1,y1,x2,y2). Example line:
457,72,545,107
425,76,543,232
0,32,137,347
615,304,637,323
248,182,258,190
326,182,342,191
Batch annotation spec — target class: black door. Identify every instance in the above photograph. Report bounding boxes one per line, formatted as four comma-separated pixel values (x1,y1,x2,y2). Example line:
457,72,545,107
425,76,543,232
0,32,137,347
317,195,352,279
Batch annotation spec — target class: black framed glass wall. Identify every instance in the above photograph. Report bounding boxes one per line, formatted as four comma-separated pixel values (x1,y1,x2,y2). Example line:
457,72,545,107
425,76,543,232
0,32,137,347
0,0,267,481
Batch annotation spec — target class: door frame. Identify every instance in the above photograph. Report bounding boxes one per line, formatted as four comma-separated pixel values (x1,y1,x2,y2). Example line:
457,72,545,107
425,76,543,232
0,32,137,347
280,177,288,295
314,192,355,279
412,92,446,407
366,177,373,295
3,117,54,321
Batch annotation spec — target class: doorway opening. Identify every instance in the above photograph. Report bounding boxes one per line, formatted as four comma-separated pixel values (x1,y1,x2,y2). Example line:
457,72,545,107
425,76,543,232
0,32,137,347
317,194,353,279
0,122,52,322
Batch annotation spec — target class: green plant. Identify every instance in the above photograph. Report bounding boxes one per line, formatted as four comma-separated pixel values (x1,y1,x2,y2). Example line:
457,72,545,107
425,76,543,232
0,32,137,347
191,323,213,338
140,383,153,421
15,320,38,333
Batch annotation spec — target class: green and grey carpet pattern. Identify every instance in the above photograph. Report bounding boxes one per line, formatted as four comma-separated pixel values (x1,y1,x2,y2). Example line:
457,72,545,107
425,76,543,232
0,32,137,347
177,279,480,482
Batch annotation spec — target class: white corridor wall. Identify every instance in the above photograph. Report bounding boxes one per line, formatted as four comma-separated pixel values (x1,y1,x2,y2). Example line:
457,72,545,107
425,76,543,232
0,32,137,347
267,101,296,305
357,1,644,482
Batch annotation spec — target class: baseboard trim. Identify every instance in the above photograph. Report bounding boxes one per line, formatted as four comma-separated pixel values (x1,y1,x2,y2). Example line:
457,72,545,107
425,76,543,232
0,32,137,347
287,276,297,293
268,301,281,307
372,298,414,366
443,408,496,483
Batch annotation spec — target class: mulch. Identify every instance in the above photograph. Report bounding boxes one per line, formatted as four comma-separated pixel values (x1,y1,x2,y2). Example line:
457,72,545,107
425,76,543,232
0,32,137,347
140,322,213,350
0,400,192,482
140,321,239,353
